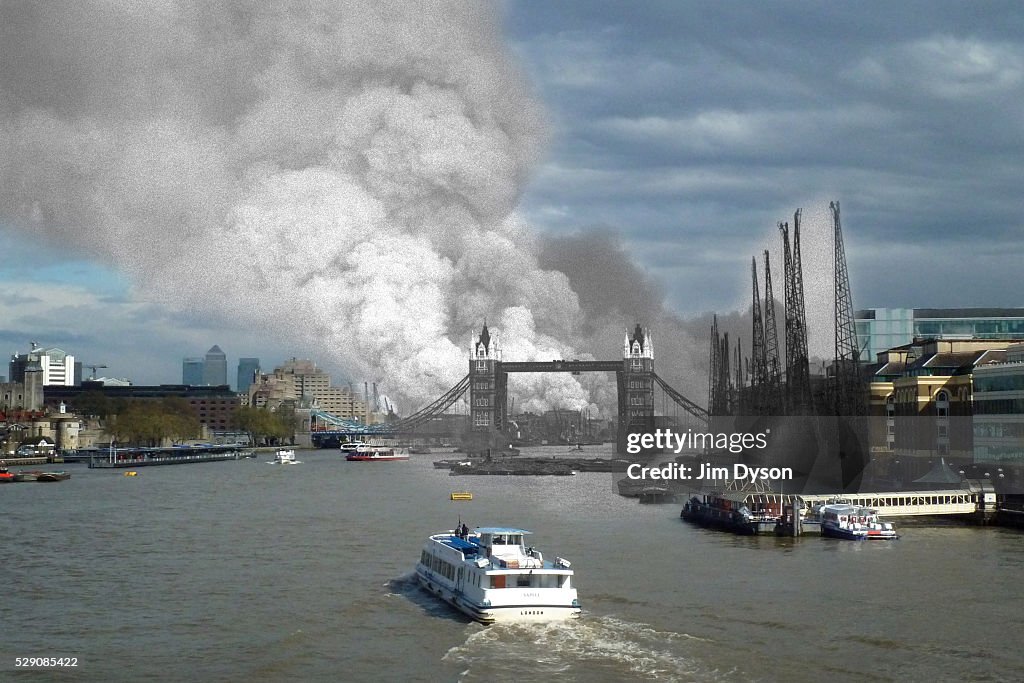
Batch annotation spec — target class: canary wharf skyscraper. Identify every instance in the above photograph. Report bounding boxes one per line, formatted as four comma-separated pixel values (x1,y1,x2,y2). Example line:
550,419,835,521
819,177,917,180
203,345,227,387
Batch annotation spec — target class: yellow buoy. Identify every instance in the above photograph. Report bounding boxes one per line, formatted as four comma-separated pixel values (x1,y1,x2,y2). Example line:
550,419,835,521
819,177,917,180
124,471,139,477
450,492,472,501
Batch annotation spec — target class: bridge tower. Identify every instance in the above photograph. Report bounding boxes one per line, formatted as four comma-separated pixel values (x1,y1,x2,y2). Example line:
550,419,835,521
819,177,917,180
468,323,507,449
618,324,655,453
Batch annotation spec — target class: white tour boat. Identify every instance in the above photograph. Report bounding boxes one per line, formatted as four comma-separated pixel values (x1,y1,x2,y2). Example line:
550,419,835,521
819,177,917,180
269,449,301,465
339,441,369,455
415,526,581,623
821,503,898,540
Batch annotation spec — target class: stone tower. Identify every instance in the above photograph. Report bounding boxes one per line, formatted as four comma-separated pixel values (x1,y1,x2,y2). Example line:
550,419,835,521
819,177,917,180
619,324,655,453
468,323,507,450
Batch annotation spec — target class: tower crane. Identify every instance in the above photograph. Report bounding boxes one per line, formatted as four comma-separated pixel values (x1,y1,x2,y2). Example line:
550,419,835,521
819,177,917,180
85,364,107,380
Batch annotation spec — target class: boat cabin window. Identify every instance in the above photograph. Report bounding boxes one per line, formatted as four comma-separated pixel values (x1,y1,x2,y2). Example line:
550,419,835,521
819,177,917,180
486,534,523,547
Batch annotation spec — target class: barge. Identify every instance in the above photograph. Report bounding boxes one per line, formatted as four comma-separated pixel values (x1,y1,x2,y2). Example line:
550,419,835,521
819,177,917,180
681,490,804,535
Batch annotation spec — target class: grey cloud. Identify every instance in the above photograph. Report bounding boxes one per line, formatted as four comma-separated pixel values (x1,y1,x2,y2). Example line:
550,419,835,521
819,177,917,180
507,1,1024,318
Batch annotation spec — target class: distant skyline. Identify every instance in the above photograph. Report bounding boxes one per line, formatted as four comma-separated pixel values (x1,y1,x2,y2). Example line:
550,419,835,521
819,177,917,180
2,2,1021,400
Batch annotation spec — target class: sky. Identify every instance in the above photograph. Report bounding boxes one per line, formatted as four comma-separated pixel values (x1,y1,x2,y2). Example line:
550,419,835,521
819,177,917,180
1,1,1022,408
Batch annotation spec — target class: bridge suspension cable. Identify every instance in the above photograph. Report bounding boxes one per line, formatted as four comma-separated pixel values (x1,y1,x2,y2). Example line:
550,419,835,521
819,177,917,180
387,374,471,431
651,372,709,424
311,374,470,435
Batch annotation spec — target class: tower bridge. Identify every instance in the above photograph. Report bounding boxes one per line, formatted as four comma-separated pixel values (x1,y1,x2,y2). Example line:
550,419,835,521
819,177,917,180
311,322,706,452
467,322,706,453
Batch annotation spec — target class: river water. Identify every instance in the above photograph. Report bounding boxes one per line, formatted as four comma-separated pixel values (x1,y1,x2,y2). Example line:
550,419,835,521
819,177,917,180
3,444,1022,682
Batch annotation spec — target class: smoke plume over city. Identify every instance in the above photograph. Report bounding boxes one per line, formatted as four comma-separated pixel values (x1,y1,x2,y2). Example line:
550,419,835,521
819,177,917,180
0,1,708,414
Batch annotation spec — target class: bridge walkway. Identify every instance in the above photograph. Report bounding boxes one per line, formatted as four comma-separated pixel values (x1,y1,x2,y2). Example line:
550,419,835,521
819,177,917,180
800,487,996,517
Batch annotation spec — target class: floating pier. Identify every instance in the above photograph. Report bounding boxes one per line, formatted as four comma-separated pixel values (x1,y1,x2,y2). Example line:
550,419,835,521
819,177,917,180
88,445,254,469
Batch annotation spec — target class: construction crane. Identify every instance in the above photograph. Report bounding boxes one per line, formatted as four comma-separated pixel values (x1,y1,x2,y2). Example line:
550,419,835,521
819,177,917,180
85,364,107,380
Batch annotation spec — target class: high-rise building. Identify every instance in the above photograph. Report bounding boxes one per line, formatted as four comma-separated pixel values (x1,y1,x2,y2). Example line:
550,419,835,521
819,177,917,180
9,344,75,386
237,358,260,393
182,357,204,385
248,358,369,421
203,345,227,387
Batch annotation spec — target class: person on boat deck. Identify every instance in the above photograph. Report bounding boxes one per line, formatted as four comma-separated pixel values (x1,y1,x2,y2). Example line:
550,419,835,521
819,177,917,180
460,523,469,538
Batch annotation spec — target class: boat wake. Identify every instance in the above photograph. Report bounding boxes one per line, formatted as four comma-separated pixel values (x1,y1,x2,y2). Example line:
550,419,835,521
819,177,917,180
385,571,469,622
442,615,724,682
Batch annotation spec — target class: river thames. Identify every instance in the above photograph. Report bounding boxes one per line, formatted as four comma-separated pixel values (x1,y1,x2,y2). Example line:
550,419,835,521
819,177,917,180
3,445,1022,682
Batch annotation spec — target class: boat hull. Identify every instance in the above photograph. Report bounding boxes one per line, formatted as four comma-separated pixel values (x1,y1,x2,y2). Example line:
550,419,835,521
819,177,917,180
415,572,580,624
36,472,71,482
345,454,409,461
864,529,899,540
681,500,761,535
821,523,867,540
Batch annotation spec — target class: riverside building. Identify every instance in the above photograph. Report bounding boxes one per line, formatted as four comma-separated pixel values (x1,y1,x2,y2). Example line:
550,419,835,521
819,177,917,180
43,382,240,432
972,343,1024,463
857,308,1024,365
866,339,1014,480
248,358,369,422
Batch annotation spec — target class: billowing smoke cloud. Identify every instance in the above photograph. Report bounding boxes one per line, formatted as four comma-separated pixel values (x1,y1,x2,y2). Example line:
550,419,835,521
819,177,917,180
537,231,710,411
1,1,627,413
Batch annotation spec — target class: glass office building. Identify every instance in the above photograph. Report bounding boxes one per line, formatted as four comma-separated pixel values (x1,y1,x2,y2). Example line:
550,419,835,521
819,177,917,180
973,343,1024,463
237,358,260,393
857,308,1024,363
203,345,228,387
182,357,204,385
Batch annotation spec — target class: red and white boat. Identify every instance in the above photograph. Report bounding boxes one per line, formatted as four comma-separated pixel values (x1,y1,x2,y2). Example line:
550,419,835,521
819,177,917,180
344,445,410,462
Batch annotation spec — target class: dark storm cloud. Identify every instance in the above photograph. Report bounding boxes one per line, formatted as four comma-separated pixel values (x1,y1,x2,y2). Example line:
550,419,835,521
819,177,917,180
505,1,1024,313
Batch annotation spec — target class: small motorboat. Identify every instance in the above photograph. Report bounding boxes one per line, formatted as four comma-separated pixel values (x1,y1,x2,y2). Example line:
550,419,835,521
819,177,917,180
0,467,14,483
821,503,898,540
269,449,301,465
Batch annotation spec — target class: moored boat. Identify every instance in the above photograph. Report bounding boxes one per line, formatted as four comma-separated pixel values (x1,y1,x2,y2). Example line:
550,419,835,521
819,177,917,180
0,467,14,483
681,490,800,535
36,471,71,482
820,503,898,540
415,526,581,623
14,470,43,482
345,445,409,461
